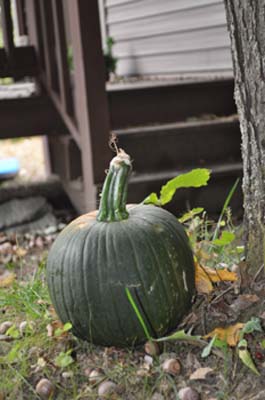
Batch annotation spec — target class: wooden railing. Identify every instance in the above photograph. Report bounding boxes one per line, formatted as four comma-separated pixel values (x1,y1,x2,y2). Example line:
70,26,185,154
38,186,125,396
0,0,111,212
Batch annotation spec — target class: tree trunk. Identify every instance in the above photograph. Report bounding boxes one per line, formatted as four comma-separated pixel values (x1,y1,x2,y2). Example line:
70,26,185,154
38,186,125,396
224,0,265,274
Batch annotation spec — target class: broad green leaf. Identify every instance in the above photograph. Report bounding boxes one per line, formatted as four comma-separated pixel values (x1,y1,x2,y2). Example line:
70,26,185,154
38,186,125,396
179,207,204,223
160,169,210,205
201,335,217,358
6,325,20,339
242,317,262,336
63,322,73,332
55,321,72,336
238,339,260,375
155,329,201,343
212,231,235,246
55,351,74,368
143,192,160,206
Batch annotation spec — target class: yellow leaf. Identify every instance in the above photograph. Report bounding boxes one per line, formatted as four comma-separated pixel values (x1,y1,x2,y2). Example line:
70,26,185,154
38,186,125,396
195,262,213,294
0,271,16,288
204,323,245,347
202,265,238,283
195,262,238,294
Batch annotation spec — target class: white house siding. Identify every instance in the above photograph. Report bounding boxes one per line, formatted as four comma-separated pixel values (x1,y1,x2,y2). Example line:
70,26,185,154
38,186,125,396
101,0,233,76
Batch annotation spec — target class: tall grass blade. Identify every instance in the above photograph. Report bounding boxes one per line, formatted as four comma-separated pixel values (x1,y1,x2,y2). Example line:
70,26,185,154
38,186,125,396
212,178,240,241
125,287,151,340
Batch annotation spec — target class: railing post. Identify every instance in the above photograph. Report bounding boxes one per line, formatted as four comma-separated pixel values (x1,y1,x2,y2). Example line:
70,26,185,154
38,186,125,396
51,0,73,116
67,0,111,210
15,0,27,36
0,0,15,71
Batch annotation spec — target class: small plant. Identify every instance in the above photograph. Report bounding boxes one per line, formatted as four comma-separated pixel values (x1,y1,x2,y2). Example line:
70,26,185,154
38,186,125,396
104,37,118,79
67,36,118,80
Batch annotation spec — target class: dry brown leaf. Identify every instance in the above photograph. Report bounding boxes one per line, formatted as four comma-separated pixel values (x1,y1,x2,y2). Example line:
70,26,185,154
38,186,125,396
16,247,27,257
195,262,238,294
204,322,244,347
230,294,259,313
195,262,213,294
189,367,214,380
0,270,16,288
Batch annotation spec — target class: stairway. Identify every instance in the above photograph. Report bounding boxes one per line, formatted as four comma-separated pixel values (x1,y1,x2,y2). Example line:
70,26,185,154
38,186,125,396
107,76,242,216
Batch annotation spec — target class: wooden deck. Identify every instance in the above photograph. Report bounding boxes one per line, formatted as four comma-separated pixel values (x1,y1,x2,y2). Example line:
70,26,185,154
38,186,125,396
0,0,242,215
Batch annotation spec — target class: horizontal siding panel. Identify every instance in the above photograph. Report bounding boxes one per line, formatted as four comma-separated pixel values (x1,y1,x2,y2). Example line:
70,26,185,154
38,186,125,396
101,0,232,76
106,0,135,7
116,47,232,75
108,3,227,40
113,25,231,58
106,0,223,24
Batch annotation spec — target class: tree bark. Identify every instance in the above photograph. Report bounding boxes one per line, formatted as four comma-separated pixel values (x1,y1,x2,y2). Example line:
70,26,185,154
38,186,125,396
224,0,265,273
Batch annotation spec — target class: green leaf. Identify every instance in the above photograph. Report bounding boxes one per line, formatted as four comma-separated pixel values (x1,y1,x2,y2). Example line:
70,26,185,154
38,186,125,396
55,351,74,368
201,335,217,358
63,322,72,332
212,231,235,246
6,343,21,363
6,325,20,339
55,322,72,337
155,329,201,343
143,192,160,206
179,207,204,223
160,169,210,205
238,339,260,375
242,317,263,336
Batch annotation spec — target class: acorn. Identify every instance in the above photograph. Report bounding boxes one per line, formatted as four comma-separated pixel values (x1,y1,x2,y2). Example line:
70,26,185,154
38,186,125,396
98,381,117,397
62,371,74,379
19,321,28,335
162,358,181,375
178,387,200,400
35,378,54,399
144,340,161,356
0,321,13,334
88,368,105,384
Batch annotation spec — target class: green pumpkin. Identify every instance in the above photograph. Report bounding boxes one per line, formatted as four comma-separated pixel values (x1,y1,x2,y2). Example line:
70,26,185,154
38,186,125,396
46,151,195,347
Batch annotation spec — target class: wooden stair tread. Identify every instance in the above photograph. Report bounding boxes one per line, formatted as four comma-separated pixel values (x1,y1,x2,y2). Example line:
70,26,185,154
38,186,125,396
129,162,242,185
114,114,239,135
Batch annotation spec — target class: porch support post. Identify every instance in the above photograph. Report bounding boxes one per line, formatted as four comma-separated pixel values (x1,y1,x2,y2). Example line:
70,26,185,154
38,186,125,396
67,0,111,211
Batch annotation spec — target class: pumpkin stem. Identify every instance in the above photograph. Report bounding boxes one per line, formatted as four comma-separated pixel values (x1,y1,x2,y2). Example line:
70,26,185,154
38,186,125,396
97,150,132,222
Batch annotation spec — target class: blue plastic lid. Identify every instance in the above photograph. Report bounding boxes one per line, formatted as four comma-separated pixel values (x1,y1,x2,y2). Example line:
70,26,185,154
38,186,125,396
0,158,20,178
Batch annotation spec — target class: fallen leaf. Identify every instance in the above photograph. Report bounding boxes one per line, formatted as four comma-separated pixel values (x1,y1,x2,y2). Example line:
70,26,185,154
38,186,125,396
195,262,213,294
15,247,27,257
238,339,260,375
202,265,238,283
230,294,259,313
0,271,16,288
195,262,238,294
46,320,70,339
189,367,214,380
204,323,244,347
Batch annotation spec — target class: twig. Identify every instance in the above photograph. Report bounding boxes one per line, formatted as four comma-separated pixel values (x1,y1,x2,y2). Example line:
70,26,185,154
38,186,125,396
252,263,264,283
209,284,234,305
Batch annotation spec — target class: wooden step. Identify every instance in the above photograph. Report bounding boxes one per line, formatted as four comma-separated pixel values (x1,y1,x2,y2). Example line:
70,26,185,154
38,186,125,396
108,77,236,129
125,162,243,217
0,95,66,138
115,115,241,174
